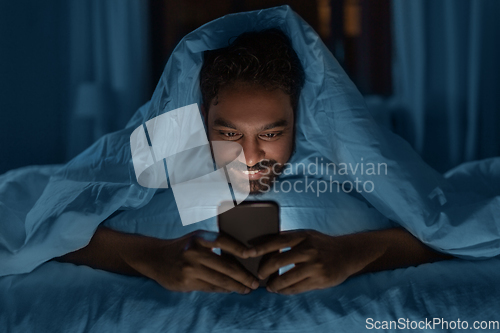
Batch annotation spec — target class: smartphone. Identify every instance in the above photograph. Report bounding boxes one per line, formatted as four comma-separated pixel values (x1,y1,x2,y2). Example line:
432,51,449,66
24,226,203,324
217,201,280,287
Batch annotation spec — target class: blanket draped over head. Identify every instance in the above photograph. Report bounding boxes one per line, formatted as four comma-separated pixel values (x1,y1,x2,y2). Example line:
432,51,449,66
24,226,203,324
1,6,499,276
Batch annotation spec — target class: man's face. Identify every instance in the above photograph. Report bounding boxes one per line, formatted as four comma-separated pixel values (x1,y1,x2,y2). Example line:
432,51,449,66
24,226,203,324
205,82,294,194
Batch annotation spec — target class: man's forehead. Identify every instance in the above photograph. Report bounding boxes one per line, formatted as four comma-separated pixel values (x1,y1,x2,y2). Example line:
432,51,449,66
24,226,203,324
212,118,289,131
205,83,295,131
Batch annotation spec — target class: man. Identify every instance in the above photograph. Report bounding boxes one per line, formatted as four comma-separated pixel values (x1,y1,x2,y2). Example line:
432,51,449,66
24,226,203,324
56,29,450,295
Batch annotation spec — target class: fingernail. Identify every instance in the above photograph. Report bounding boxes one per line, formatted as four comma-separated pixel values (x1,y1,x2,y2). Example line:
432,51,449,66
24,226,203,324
266,286,273,293
251,281,259,289
246,248,257,257
244,288,251,294
258,273,264,280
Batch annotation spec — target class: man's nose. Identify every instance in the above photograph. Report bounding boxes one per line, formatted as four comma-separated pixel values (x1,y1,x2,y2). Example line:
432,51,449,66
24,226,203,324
240,137,265,167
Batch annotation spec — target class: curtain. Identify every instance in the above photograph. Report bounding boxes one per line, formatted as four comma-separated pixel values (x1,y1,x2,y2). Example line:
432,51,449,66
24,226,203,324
67,0,150,158
0,0,70,174
391,0,500,172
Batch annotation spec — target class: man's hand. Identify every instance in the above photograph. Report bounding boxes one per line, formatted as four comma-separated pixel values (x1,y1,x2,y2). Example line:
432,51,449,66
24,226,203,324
244,228,452,295
125,230,260,293
244,230,375,295
56,227,260,294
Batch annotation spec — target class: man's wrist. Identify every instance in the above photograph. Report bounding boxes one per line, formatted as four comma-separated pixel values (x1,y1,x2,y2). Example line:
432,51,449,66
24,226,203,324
55,226,159,277
104,228,165,278
341,230,390,276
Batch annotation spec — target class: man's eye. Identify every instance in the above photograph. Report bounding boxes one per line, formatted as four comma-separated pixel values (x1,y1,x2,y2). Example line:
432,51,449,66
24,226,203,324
260,132,281,140
220,131,241,139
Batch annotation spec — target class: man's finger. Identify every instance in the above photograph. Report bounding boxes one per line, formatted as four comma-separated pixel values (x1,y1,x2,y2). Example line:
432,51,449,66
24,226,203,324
257,246,310,279
265,263,312,292
196,251,259,290
194,265,251,294
195,233,250,259
192,279,231,293
245,231,307,257
273,277,316,295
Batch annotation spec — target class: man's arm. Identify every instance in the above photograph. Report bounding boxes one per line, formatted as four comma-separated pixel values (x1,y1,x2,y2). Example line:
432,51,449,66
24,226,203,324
246,228,452,295
55,226,146,276
55,226,260,293
356,228,452,274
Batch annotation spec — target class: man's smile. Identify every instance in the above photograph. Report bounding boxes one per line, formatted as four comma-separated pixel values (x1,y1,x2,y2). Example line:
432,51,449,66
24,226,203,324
232,167,267,180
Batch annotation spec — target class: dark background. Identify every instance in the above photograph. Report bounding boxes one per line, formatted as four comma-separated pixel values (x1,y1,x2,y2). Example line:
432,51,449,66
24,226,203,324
148,0,391,97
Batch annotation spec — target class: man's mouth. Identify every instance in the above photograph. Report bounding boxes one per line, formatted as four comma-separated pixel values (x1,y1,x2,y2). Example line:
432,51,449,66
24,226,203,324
242,170,260,175
230,167,266,180
244,168,265,180
226,159,281,185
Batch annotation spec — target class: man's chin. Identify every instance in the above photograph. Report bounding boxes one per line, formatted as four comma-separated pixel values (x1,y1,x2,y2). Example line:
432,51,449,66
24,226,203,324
248,180,267,195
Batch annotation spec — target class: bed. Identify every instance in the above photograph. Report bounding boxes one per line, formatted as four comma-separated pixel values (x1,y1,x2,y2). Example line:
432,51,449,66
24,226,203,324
2,252,500,332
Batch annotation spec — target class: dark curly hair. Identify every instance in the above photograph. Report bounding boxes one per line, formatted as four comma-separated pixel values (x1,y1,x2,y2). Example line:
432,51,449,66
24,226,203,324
200,28,305,114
